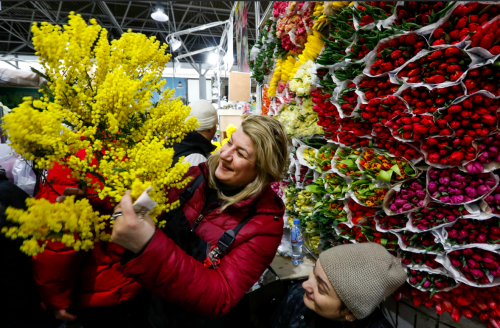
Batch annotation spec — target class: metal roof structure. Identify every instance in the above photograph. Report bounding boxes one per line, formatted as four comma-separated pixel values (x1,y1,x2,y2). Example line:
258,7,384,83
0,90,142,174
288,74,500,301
0,1,270,69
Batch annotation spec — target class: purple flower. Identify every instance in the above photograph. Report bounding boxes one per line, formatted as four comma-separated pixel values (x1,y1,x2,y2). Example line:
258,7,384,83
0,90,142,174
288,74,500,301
428,182,438,193
477,234,487,243
449,188,463,195
486,195,495,203
466,162,483,174
430,172,440,180
440,170,450,177
436,213,445,219
439,176,450,185
485,178,497,187
410,182,424,190
477,185,491,196
470,181,480,188
488,146,499,156
479,152,490,163
401,189,408,195
423,280,431,288
451,195,464,204
418,200,424,207
464,196,473,202
447,215,457,222
483,136,494,145
448,229,458,238
465,187,477,198
452,181,467,189
402,203,413,211
416,190,426,200
478,143,488,152
470,269,484,278
440,195,451,203
395,198,406,207
459,230,468,238
495,194,500,204
438,186,447,192
400,194,409,200
407,190,416,198
390,203,398,211
452,173,466,183
451,259,461,267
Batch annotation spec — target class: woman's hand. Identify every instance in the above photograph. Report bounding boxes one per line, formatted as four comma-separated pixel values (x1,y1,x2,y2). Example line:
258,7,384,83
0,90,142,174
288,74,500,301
56,187,87,203
111,190,156,253
53,309,76,321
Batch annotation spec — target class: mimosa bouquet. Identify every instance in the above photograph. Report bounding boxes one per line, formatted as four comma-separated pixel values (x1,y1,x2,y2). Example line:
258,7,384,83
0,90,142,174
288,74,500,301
1,13,199,256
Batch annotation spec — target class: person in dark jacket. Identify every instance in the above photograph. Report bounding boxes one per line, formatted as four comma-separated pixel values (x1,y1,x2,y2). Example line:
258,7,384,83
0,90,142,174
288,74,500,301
271,243,406,328
172,100,218,166
0,167,58,328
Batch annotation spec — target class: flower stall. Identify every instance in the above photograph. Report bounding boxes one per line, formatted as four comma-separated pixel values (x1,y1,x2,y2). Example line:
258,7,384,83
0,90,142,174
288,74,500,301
253,1,500,326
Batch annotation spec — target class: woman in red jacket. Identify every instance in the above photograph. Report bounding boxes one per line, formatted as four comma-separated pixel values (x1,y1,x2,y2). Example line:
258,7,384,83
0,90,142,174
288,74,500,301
111,115,291,327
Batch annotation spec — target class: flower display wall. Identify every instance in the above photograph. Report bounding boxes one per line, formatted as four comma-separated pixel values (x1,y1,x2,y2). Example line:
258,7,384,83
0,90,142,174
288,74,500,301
253,1,500,325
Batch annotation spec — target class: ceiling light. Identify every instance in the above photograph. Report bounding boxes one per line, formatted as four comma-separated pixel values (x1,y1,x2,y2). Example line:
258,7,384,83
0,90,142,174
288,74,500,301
168,36,182,51
177,81,183,89
151,2,168,22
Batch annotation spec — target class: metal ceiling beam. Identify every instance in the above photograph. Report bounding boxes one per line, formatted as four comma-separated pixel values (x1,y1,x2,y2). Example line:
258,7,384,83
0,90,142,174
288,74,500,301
120,1,132,28
99,2,124,34
178,1,193,31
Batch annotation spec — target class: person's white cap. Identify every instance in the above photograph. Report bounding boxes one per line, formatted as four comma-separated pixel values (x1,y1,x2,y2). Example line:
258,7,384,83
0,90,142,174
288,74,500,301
188,100,218,131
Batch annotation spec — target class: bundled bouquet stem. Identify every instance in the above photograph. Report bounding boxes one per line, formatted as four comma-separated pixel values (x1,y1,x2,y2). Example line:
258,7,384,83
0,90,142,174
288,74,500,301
1,14,198,256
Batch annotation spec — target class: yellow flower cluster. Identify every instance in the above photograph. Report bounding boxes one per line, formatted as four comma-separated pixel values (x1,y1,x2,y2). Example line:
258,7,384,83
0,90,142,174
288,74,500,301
211,141,221,154
221,124,237,146
281,56,297,82
2,13,199,255
268,58,283,97
1,197,109,256
290,31,325,79
313,2,328,31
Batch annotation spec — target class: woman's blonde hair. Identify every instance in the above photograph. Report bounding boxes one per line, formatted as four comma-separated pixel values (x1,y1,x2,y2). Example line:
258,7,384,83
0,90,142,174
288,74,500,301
207,115,291,210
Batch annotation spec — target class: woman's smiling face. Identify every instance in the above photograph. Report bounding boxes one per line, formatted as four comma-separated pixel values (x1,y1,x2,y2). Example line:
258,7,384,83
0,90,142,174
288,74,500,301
215,128,257,187
302,260,353,320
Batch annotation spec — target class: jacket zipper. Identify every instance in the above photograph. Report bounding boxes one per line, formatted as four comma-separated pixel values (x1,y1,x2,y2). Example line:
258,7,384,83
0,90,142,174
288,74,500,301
191,214,205,232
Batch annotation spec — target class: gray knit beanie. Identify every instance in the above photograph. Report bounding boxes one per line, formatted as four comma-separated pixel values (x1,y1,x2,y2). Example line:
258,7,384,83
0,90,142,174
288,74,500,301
318,243,406,319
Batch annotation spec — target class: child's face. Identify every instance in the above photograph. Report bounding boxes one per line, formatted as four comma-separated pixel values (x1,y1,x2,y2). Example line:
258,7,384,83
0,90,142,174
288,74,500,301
302,260,354,321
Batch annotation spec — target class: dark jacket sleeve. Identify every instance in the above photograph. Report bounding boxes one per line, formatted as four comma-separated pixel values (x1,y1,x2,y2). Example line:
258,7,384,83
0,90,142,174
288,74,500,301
118,218,283,317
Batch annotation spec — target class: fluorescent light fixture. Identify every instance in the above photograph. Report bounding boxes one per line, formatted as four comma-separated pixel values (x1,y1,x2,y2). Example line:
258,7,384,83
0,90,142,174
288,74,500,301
151,2,168,22
177,81,183,89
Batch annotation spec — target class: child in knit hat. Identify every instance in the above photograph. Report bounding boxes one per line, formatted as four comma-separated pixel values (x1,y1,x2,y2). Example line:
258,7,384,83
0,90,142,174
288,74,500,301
271,243,406,328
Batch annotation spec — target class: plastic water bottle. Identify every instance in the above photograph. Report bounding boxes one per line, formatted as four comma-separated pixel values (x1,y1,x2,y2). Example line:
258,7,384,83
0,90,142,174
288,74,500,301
291,218,304,266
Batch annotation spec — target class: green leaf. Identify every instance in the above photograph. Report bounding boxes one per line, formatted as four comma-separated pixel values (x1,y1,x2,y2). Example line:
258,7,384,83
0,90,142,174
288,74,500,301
391,164,402,177
314,201,323,209
306,184,322,194
341,159,354,166
378,170,393,183
380,238,388,246
404,165,416,177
